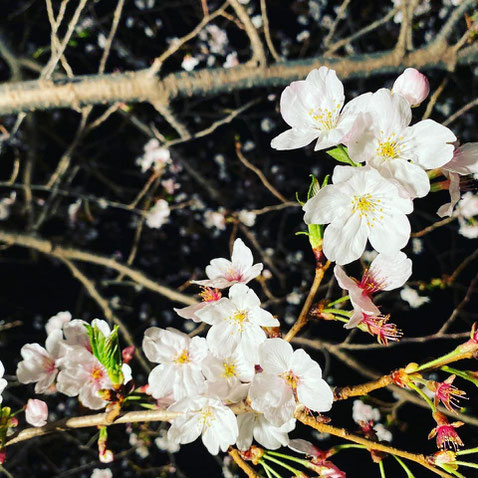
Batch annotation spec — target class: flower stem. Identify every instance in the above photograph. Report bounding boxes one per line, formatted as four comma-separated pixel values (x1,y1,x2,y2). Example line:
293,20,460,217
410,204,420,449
454,461,478,469
408,382,436,412
260,461,283,478
416,349,472,372
457,447,478,456
379,460,386,478
262,454,303,476
393,455,416,477
266,451,310,466
327,295,350,307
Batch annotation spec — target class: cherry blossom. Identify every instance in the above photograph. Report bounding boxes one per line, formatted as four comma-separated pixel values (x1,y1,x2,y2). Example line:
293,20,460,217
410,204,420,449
168,396,238,455
174,287,222,323
429,412,464,451
334,251,412,327
56,347,112,410
271,67,370,151
236,413,296,450
90,469,112,478
145,199,170,229
17,330,65,394
25,399,48,427
249,339,333,426
202,347,254,401
136,139,171,173
400,286,430,308
303,165,413,265
45,311,72,335
143,327,207,400
438,143,478,217
193,238,263,289
348,88,456,198
392,68,430,107
195,283,279,363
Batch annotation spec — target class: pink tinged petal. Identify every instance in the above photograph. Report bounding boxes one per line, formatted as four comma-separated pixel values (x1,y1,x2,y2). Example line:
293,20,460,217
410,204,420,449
25,399,48,427
444,143,478,175
437,172,461,218
236,413,256,451
405,119,456,169
79,383,107,410
333,265,359,293
303,184,350,225
271,128,319,150
392,68,430,107
241,263,264,284
206,258,234,280
148,364,175,399
369,251,412,291
259,338,293,375
323,214,368,266
173,303,204,322
369,213,411,255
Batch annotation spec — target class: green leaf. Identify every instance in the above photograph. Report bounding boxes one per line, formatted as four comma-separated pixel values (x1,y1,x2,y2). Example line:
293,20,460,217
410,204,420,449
85,323,124,387
307,174,320,201
326,145,360,167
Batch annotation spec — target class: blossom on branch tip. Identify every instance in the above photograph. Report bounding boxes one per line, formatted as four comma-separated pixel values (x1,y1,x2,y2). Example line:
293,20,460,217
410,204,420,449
303,165,413,265
143,327,207,400
192,238,263,289
427,375,467,413
249,338,333,426
392,68,430,107
271,67,370,151
167,396,238,455
428,412,464,451
195,283,279,363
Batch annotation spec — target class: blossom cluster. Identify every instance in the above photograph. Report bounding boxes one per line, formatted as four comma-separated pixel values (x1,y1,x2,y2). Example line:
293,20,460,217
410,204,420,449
145,239,334,455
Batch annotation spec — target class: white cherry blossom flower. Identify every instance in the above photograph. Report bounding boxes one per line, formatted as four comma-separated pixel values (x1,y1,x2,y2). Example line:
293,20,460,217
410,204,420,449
400,286,430,308
193,238,263,289
392,68,430,107
143,327,207,400
348,89,456,198
145,199,170,229
17,330,65,394
25,399,48,427
90,469,112,478
456,192,478,219
334,251,412,327
0,362,7,403
168,397,238,455
174,288,222,323
249,339,333,426
196,284,279,363
438,143,478,217
271,67,370,151
136,139,171,173
56,348,112,410
352,400,380,423
45,311,72,335
236,413,296,450
303,165,413,265
202,347,255,401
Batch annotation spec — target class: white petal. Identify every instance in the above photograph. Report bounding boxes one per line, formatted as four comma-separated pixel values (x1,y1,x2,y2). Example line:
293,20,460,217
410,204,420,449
303,184,350,225
259,338,292,374
236,413,256,451
271,128,319,150
369,213,410,254
369,251,412,291
231,238,254,270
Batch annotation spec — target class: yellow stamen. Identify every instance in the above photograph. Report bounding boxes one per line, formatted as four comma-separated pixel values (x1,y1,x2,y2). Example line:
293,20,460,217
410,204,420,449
174,349,190,364
222,361,236,378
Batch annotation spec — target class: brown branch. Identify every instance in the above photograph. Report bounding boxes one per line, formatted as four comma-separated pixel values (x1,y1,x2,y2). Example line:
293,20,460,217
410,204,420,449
228,448,260,478
334,374,394,400
0,229,196,306
0,42,476,115
411,216,456,238
295,411,454,478
284,261,330,342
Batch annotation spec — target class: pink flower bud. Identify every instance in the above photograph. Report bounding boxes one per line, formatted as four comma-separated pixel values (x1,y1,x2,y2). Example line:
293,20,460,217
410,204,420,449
25,399,48,427
392,68,430,107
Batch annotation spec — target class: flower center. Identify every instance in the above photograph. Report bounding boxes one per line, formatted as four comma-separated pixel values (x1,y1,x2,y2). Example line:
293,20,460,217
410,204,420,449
200,407,215,428
174,349,190,364
222,361,236,378
308,103,341,130
229,310,248,332
91,366,104,382
351,194,384,227
376,134,403,160
281,370,299,389
200,287,221,303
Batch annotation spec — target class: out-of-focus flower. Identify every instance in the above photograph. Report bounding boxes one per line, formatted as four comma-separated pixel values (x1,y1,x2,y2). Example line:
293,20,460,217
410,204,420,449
181,54,200,71
0,192,16,220
0,362,7,403
352,400,380,423
392,68,430,107
204,209,226,230
400,286,430,308
136,139,171,173
155,428,180,453
193,238,263,289
90,469,113,478
238,210,256,227
25,399,48,427
145,199,170,229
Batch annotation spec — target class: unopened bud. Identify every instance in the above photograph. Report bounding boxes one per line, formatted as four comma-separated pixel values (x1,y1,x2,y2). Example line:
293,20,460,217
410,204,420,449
392,68,430,107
